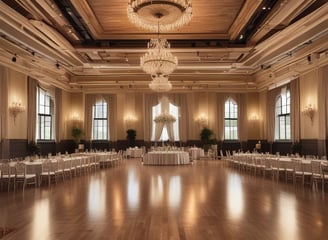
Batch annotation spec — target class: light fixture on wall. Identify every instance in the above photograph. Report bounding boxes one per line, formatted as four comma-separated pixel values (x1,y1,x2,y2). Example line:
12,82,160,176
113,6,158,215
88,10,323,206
303,104,315,124
125,115,137,128
196,114,208,128
9,101,25,124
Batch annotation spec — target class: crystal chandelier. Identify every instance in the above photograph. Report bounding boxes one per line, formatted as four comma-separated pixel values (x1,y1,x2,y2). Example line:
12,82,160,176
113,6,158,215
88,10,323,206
140,38,178,77
127,0,192,32
148,75,172,92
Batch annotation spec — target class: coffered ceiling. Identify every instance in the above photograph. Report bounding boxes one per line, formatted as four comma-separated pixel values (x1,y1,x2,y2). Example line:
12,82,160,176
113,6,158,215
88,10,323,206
0,0,327,92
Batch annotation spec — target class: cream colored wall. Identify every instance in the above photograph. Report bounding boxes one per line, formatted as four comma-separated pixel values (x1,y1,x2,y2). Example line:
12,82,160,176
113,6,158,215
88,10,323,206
300,69,319,139
7,69,27,139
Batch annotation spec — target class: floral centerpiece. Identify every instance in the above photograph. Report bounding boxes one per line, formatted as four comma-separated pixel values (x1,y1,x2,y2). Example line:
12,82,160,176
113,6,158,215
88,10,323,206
154,112,176,123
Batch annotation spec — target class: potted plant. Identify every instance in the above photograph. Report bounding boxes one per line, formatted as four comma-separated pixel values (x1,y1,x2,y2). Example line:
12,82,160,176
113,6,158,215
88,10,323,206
291,141,302,156
72,126,83,148
200,127,214,152
126,129,137,147
27,141,40,156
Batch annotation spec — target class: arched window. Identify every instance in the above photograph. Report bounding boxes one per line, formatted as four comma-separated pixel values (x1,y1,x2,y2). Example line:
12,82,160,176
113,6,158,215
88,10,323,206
151,102,180,141
37,87,54,140
92,98,108,140
224,98,238,140
275,87,290,140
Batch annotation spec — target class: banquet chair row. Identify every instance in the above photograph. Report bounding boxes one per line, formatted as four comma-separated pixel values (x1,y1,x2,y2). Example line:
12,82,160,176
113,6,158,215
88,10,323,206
228,155,328,190
0,162,37,191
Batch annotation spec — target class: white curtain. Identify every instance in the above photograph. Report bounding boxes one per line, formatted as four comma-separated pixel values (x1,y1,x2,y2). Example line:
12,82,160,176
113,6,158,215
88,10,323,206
267,87,281,142
55,87,62,142
166,122,174,141
27,77,38,142
154,122,165,141
290,78,300,142
144,93,160,141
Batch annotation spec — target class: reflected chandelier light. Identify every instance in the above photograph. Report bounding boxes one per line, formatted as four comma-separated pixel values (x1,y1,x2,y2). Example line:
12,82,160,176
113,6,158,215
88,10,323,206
127,0,192,32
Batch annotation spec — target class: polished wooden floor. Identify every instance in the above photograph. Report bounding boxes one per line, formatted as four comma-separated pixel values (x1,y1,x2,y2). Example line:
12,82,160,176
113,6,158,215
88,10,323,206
1,159,328,240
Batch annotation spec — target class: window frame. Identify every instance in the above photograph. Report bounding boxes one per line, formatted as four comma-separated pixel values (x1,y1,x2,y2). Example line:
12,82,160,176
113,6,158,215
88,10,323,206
92,98,108,140
224,98,238,141
37,87,53,141
275,88,291,141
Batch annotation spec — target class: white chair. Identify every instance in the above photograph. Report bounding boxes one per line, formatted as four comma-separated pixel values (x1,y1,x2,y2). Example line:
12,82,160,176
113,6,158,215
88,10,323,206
14,162,37,190
40,160,56,186
311,161,323,190
1,163,15,191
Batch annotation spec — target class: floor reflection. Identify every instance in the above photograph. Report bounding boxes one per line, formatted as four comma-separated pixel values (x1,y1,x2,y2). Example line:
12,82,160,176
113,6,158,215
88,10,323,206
88,177,106,219
278,192,298,240
127,168,140,209
31,198,50,239
227,173,244,220
168,176,181,209
150,175,163,207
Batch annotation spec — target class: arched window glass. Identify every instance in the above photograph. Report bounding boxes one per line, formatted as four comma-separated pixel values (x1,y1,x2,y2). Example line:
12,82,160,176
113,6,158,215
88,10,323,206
224,98,238,140
92,98,108,140
37,87,54,140
275,88,291,140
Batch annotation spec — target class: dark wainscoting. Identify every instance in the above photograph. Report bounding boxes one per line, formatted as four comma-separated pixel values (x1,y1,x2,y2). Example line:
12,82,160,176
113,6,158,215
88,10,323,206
9,139,28,159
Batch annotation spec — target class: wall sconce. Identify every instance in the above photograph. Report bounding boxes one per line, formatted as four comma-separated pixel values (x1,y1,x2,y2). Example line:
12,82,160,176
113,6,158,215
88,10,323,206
196,114,208,128
125,115,137,128
303,104,315,124
9,101,25,124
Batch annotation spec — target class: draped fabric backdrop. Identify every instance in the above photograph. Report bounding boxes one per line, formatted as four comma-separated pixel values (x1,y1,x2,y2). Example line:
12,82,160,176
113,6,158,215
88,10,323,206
166,122,174,141
144,93,160,142
55,87,62,142
167,94,188,142
290,78,300,142
27,77,37,142
154,122,165,141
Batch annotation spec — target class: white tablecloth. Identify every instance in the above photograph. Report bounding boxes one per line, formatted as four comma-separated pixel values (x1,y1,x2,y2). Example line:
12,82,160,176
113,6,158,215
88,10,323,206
143,151,190,165
189,148,204,160
126,148,143,158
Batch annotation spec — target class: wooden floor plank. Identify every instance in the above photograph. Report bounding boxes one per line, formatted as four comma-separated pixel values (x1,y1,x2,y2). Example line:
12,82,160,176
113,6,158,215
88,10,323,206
0,159,328,239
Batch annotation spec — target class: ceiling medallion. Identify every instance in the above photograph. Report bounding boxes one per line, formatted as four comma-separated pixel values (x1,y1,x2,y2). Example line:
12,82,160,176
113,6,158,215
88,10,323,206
127,0,192,32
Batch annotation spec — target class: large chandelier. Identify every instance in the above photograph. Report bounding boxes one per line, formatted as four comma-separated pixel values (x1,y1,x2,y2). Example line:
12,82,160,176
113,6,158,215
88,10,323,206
127,0,192,32
148,75,172,92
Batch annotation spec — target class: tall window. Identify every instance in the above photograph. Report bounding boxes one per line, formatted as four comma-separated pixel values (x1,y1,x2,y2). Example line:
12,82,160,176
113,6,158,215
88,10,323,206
275,88,291,140
92,98,108,140
151,102,180,141
224,98,238,140
37,87,53,140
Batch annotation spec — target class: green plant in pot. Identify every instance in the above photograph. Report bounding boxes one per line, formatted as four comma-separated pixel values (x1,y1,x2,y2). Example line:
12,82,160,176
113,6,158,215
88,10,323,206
27,141,40,156
200,127,214,152
291,141,302,156
72,126,83,147
126,129,137,147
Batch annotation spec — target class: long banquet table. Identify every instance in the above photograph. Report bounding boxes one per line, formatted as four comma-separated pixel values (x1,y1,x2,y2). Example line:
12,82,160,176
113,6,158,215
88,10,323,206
143,151,190,165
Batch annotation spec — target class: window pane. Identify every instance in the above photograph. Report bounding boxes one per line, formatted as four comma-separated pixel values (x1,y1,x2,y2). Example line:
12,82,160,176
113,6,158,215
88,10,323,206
224,99,238,140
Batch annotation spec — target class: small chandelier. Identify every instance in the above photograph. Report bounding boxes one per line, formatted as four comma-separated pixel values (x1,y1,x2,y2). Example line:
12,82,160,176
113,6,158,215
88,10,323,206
148,75,172,92
127,0,192,32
